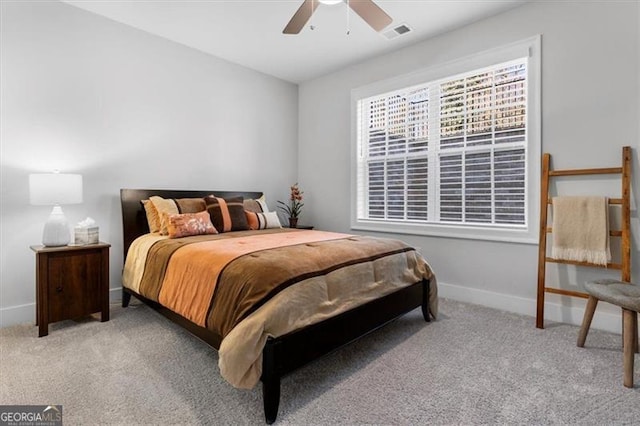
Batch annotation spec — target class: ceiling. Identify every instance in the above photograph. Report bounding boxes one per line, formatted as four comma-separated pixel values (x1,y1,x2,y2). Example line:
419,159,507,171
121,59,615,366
63,0,527,83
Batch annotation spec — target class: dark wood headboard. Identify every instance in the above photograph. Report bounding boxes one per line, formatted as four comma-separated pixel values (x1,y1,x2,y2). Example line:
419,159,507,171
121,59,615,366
120,189,263,260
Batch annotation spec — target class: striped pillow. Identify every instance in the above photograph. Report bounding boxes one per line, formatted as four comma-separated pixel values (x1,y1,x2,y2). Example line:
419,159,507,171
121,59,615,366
243,195,269,213
204,196,249,233
245,210,282,230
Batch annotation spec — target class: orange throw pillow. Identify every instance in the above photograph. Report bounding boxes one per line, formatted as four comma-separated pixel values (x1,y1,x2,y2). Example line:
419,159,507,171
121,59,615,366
166,211,218,239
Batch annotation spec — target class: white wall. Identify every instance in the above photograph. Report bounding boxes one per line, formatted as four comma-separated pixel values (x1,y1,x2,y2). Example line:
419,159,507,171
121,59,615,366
299,1,640,332
0,1,299,326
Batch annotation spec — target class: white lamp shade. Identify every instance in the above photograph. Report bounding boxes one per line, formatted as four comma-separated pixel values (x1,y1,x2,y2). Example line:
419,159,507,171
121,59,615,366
29,173,83,205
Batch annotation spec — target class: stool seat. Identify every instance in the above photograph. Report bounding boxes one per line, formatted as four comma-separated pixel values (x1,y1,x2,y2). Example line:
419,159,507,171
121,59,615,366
584,279,640,312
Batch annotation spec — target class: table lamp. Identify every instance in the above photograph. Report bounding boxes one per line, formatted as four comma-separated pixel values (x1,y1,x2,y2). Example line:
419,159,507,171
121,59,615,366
29,172,83,246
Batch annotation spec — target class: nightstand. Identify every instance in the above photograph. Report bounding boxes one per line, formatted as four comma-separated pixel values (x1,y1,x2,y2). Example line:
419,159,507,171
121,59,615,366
30,242,110,337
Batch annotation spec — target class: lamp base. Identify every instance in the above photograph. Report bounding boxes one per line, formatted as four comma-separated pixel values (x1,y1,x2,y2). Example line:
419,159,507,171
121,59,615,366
42,206,70,247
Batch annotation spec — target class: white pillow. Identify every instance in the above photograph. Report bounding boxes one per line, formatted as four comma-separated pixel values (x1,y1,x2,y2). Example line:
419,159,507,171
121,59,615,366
263,211,281,229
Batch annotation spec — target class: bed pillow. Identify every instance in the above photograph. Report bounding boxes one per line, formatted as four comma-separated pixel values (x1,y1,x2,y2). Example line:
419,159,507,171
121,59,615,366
245,210,282,230
141,199,161,233
243,198,263,213
243,194,269,213
167,211,218,239
204,195,250,232
149,196,179,235
175,197,207,214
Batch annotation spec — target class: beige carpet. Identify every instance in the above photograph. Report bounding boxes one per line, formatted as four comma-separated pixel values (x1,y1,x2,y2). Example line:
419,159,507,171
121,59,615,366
1,298,638,425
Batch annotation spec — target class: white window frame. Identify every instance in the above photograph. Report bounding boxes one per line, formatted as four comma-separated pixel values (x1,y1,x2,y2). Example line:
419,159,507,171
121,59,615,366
350,36,541,244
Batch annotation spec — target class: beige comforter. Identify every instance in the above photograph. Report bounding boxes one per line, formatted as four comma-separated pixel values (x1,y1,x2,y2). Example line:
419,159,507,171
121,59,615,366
123,229,437,389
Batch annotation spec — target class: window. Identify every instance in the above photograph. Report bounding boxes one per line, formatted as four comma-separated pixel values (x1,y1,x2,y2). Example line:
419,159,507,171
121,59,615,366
351,37,540,243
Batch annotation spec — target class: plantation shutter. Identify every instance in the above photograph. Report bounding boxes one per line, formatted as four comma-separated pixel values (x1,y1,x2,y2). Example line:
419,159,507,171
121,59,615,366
437,61,526,225
361,87,429,221
357,58,527,227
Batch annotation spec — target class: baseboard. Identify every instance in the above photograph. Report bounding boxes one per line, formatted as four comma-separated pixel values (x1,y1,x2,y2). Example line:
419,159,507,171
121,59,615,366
0,302,35,328
0,285,622,334
109,287,123,302
438,281,622,334
0,287,123,328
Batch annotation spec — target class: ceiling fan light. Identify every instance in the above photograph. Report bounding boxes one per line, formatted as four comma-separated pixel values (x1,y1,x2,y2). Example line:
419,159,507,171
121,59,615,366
318,0,342,5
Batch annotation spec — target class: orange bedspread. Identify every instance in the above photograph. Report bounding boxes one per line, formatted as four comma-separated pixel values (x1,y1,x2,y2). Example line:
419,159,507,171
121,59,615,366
157,230,351,327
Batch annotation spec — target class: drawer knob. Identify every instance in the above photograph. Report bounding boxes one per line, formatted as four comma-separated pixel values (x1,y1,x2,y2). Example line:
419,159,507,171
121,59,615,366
56,286,63,293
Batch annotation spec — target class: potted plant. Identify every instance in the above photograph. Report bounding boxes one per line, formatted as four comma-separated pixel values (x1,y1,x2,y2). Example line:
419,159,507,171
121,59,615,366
278,183,304,228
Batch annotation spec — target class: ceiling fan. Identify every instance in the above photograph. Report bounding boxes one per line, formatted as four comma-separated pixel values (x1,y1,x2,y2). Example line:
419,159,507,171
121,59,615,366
283,0,392,35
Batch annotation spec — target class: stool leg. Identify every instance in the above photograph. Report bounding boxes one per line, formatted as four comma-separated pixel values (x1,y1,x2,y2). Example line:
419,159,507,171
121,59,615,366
623,309,635,388
578,296,598,347
623,311,639,353
633,311,638,354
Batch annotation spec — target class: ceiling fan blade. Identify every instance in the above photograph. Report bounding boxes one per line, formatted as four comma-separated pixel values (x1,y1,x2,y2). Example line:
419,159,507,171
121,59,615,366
283,0,319,34
348,0,392,32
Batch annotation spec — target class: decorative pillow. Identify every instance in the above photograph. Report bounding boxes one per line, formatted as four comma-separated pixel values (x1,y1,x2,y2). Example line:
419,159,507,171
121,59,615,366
204,195,249,232
141,199,161,233
167,211,218,239
245,210,282,230
243,199,263,214
243,194,269,213
149,196,179,235
175,198,206,214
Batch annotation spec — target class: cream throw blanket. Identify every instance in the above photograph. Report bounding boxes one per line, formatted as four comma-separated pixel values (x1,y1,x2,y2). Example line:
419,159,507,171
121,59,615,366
551,196,610,266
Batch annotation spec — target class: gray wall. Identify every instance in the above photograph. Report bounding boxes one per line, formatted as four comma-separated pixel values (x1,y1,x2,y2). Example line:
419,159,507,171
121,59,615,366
2,1,638,333
0,1,299,326
298,1,640,332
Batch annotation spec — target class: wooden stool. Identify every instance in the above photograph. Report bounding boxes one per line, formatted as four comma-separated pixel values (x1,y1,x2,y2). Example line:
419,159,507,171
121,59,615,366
577,279,640,388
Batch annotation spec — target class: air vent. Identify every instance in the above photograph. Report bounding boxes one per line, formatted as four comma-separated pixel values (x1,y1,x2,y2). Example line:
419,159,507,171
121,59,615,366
382,23,412,40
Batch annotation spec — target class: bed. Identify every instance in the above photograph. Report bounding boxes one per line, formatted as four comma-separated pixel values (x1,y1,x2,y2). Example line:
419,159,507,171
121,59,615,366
120,188,437,423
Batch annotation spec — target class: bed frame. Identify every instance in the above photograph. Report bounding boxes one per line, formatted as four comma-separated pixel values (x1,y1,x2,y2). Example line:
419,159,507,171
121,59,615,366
120,188,431,423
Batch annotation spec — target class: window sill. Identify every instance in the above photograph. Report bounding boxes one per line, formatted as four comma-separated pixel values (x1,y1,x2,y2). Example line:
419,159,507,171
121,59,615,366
351,220,537,245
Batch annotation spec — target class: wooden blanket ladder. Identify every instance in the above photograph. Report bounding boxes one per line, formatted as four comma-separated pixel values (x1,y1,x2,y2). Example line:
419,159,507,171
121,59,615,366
536,146,631,329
